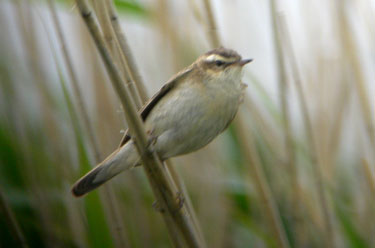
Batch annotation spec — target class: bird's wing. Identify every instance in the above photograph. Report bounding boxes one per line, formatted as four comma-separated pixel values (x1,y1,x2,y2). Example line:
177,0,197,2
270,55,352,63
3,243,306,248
118,66,194,147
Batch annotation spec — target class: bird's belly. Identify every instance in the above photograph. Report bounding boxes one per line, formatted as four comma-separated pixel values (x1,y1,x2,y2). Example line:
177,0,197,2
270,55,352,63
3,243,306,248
145,84,241,159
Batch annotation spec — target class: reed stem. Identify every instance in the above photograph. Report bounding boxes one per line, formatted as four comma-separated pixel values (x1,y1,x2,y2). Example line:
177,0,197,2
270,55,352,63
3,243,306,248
74,1,202,247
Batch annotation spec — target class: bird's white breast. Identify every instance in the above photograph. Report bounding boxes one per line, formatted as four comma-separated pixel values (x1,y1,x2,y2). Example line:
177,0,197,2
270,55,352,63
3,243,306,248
145,72,244,159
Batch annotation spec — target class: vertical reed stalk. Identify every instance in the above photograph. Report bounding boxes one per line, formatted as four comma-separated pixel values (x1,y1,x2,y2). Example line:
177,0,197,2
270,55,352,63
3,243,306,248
235,114,290,248
12,3,62,246
243,96,284,164
360,158,375,245
202,0,220,47
104,1,206,245
166,160,206,246
361,159,375,197
337,2,375,156
268,1,301,232
105,0,148,103
74,1,202,247
95,0,143,108
47,1,129,247
201,1,290,247
47,0,100,163
44,14,90,247
276,14,335,247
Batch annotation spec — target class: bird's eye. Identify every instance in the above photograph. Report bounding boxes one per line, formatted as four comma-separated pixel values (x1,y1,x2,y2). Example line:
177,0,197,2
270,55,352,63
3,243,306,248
215,60,224,66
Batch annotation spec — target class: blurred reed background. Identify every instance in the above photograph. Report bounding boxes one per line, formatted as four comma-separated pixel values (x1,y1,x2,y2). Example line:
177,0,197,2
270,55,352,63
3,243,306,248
0,0,374,247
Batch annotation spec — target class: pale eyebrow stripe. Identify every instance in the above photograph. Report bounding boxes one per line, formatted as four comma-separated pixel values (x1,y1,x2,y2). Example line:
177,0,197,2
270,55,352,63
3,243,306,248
204,54,236,63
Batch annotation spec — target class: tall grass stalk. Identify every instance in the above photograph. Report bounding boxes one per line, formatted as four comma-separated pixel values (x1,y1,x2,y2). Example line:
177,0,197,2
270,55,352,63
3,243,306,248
45,15,91,247
47,2,130,247
267,5,306,248
235,114,290,248
243,97,284,163
336,2,375,156
361,159,375,197
275,13,335,247
201,1,290,247
105,0,148,104
202,0,219,48
102,0,206,245
94,0,143,109
104,0,206,245
1,0,374,247
74,0,203,247
11,3,67,247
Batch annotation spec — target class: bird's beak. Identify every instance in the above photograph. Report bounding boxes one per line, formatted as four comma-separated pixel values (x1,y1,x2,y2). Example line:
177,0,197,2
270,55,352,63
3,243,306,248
238,58,253,66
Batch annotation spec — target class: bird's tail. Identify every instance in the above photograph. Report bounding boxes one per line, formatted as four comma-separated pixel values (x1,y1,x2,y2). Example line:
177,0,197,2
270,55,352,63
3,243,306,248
71,142,139,197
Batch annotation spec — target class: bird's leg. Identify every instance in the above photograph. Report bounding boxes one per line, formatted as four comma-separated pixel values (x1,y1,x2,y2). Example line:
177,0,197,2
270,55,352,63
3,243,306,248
146,129,158,153
133,129,157,158
152,191,185,213
152,200,164,213
175,191,185,210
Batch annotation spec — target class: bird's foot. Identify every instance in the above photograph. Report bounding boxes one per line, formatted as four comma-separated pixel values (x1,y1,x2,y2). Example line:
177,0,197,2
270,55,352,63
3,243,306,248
152,191,185,213
146,129,158,153
174,191,185,211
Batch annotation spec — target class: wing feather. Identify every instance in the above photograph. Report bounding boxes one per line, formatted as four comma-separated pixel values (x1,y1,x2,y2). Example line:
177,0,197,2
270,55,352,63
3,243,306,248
118,67,193,147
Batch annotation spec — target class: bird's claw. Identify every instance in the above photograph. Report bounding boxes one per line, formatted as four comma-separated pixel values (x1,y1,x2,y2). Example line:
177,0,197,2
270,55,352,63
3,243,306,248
145,129,157,153
147,135,157,151
152,191,185,213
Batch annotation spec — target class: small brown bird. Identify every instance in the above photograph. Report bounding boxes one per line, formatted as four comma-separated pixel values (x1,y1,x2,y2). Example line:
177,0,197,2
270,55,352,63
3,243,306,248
72,47,252,197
